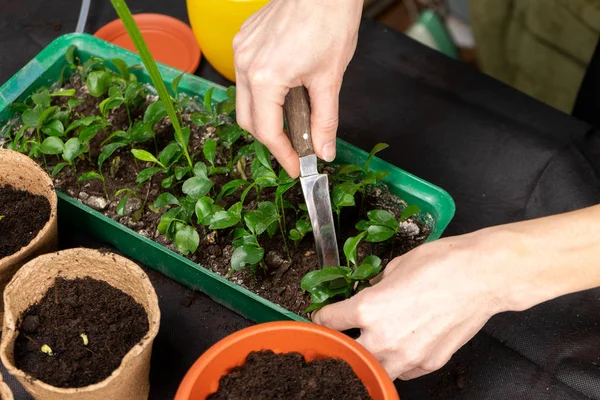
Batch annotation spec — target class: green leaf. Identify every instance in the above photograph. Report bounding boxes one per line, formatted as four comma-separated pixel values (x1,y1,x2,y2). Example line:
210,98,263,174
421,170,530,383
216,179,248,201
253,140,272,171
159,142,181,167
365,225,396,243
296,219,312,235
343,232,366,266
231,244,264,270
203,87,214,114
130,121,154,143
40,137,65,155
157,208,180,236
32,89,50,109
209,210,240,230
98,142,126,171
305,300,333,313
251,158,277,187
131,149,163,167
301,267,350,291
193,162,208,178
218,125,243,144
99,95,124,117
79,123,103,143
174,225,200,255
228,202,243,219
144,100,167,126
203,138,217,166
136,167,162,184
238,143,255,158
161,175,175,189
65,115,99,133
110,0,193,168
42,120,65,137
22,108,42,126
68,98,84,109
124,81,144,102
78,171,104,182
37,106,58,133
65,44,76,65
51,162,68,178
190,111,213,126
153,193,180,208
275,180,297,201
309,285,351,304
364,170,390,185
351,256,382,280
110,58,129,78
233,233,260,248
195,197,216,225
116,192,131,216
332,182,358,209
367,209,398,230
355,220,369,231
175,166,191,180
365,143,389,172
244,201,279,236
50,88,76,97
175,126,191,150
182,176,213,199
289,229,302,241
63,137,83,162
336,164,363,176
87,70,109,97
400,204,421,221
171,72,184,96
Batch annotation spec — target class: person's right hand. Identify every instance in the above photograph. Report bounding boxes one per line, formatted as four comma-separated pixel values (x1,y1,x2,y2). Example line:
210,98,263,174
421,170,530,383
233,0,363,178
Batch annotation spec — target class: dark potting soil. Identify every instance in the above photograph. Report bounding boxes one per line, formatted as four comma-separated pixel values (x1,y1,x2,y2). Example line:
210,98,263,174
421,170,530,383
23,72,431,317
208,350,373,400
0,184,51,258
14,277,149,388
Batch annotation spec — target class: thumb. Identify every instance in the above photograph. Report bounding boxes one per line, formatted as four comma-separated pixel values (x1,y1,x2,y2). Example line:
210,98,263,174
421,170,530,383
312,295,362,332
307,81,341,162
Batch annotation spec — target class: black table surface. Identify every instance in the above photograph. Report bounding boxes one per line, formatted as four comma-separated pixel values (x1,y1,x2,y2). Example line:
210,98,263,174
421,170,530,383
2,1,600,399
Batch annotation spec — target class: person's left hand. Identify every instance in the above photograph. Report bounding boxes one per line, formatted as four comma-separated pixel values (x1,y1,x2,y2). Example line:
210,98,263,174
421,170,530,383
312,228,511,380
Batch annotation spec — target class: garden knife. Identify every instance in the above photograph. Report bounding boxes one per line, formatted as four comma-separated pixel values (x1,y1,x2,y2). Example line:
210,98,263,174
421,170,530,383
283,86,340,268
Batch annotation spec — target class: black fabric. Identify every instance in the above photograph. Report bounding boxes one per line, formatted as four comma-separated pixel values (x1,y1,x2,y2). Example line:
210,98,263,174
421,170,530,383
2,1,600,399
574,38,600,129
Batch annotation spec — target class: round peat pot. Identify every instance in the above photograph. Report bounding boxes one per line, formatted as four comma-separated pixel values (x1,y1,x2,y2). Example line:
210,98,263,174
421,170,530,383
175,321,399,400
0,370,13,400
0,149,58,310
0,248,160,400
186,0,269,81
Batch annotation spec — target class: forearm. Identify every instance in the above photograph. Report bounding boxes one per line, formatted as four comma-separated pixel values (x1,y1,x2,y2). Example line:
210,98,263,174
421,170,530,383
486,204,600,312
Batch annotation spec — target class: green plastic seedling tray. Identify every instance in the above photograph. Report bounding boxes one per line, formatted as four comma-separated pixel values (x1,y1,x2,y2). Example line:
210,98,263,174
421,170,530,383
0,34,455,323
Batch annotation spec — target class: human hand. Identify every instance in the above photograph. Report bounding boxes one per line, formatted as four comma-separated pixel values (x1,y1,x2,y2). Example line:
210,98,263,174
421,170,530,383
233,0,363,178
312,229,510,380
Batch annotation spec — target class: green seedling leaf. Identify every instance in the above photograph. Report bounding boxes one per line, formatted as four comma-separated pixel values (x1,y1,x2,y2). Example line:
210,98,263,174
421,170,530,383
40,137,65,155
68,98,84,109
99,95,124,118
110,58,130,78
203,138,217,166
231,244,264,271
203,87,214,114
238,143,254,158
131,149,164,167
161,175,175,189
158,142,181,167
79,124,104,143
343,232,366,266
400,204,421,221
253,140,273,171
175,126,191,150
233,233,260,248
65,44,76,65
99,142,127,171
78,171,104,182
195,197,217,225
365,143,389,172
124,81,144,103
240,182,256,204
157,208,180,236
336,164,363,176
63,137,83,163
51,162,68,178
217,125,243,145
332,181,358,210
32,89,50,109
367,209,398,230
301,266,349,291
209,210,240,230
305,300,334,313
87,70,110,97
366,225,396,243
174,225,200,255
42,120,65,137
175,166,191,180
144,100,167,126
153,193,180,209
136,167,162,184
308,285,351,304
244,201,279,236
364,170,390,185
50,88,76,97
65,115,100,133
130,121,154,144
289,229,302,241
37,106,58,133
171,72,184,96
351,255,382,280
355,220,369,231
190,111,213,126
182,176,213,199
193,162,208,179
228,201,243,219
251,158,277,188
296,219,312,235
116,192,131,216
217,179,248,202
22,108,42,126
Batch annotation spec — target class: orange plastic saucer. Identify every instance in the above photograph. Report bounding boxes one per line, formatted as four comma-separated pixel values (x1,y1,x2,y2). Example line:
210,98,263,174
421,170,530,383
94,13,201,73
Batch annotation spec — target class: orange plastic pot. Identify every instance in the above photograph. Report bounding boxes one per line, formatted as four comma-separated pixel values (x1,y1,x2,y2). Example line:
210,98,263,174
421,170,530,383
175,321,399,400
186,0,269,81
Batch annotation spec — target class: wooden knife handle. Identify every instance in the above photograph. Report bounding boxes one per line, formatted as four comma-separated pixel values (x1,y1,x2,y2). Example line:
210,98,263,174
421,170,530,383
283,86,314,157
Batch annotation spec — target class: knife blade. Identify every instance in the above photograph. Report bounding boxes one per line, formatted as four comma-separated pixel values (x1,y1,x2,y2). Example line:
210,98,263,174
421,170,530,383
283,86,340,268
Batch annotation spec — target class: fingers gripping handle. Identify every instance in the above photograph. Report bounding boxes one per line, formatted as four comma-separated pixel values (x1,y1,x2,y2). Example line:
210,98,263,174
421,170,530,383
283,86,314,157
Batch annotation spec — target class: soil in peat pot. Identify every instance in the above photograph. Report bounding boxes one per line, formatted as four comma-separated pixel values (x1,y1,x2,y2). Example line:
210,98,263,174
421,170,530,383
10,72,432,317
208,350,372,400
0,184,51,259
14,277,149,388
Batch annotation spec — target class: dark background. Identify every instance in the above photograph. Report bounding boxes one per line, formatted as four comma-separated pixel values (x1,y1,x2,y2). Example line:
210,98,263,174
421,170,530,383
1,0,600,398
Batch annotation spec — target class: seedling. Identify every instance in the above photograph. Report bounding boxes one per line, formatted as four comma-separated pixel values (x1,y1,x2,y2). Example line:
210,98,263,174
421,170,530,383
41,344,54,356
355,205,421,243
114,188,143,219
0,215,4,221
301,233,382,312
80,333,89,346
289,204,312,245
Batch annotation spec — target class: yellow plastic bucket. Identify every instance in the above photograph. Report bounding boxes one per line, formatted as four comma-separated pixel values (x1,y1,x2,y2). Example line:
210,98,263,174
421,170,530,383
186,0,269,81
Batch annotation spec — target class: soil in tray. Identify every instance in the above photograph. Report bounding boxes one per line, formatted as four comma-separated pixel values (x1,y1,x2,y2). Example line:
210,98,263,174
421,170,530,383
208,350,372,400
14,277,149,388
0,184,51,259
17,72,431,317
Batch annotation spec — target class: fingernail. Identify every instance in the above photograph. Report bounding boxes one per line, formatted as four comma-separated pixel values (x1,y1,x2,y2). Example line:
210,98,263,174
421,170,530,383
322,141,336,162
